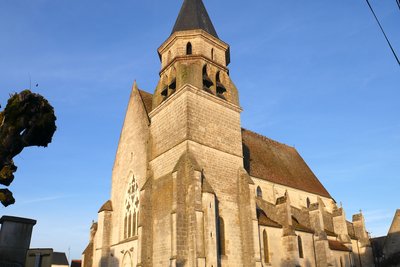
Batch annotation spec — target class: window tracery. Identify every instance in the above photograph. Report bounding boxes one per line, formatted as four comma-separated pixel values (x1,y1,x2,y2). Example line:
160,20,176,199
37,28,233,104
124,174,140,239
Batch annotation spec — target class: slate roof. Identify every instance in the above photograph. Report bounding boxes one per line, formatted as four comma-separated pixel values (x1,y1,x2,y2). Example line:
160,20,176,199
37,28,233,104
242,129,332,198
328,240,351,252
171,0,219,38
52,252,69,265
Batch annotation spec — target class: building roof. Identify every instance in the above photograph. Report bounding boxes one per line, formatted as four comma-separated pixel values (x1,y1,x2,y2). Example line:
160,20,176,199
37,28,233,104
71,260,82,267
52,252,69,265
257,208,282,228
98,200,113,213
171,0,219,38
325,228,338,237
292,216,314,233
138,89,153,114
242,129,332,198
328,240,351,252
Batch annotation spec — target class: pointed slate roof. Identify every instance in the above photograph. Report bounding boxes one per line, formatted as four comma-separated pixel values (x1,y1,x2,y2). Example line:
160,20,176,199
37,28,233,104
172,0,219,38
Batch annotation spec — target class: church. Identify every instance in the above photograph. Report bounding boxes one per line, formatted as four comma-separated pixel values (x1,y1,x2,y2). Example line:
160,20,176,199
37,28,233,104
82,0,375,266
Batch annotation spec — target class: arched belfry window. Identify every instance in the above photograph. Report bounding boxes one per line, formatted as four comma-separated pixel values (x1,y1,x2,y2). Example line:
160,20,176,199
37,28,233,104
202,65,213,92
218,216,226,256
298,235,304,258
216,71,227,98
263,230,270,264
124,174,140,239
186,42,192,55
256,186,263,198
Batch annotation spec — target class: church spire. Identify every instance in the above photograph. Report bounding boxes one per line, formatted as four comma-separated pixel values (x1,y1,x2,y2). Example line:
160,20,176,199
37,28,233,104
172,0,218,38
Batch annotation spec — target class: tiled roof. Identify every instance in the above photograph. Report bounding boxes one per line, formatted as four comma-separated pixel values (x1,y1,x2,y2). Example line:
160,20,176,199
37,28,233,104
242,129,331,198
325,228,337,237
292,216,314,233
257,208,282,228
328,240,351,252
98,200,113,213
138,90,153,115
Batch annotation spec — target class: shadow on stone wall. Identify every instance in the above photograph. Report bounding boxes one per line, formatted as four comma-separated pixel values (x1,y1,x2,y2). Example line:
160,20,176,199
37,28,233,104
372,230,400,267
242,143,251,173
100,249,119,267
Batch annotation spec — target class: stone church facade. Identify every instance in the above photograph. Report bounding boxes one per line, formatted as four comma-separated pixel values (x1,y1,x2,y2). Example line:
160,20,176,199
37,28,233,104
83,0,375,266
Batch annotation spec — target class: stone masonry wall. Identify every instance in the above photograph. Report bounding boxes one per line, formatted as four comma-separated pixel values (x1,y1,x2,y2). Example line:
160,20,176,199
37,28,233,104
109,85,150,249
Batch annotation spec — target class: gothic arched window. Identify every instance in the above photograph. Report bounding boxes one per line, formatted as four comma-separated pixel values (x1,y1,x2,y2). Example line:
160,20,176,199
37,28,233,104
218,216,226,256
298,235,304,258
122,251,133,267
186,42,192,55
263,230,270,264
256,186,263,198
216,71,226,97
202,65,213,92
124,174,140,239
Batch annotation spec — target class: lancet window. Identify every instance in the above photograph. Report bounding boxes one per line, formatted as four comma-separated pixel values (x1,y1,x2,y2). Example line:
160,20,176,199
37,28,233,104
256,186,263,198
202,65,213,93
186,42,192,55
263,230,270,264
216,71,227,98
298,235,304,258
124,174,140,239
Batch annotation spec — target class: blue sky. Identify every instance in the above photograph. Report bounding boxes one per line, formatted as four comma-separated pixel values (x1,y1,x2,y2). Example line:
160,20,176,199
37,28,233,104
1,0,399,261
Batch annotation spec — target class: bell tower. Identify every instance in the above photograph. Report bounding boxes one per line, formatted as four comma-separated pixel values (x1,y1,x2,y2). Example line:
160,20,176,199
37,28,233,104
153,0,239,109
137,0,259,266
